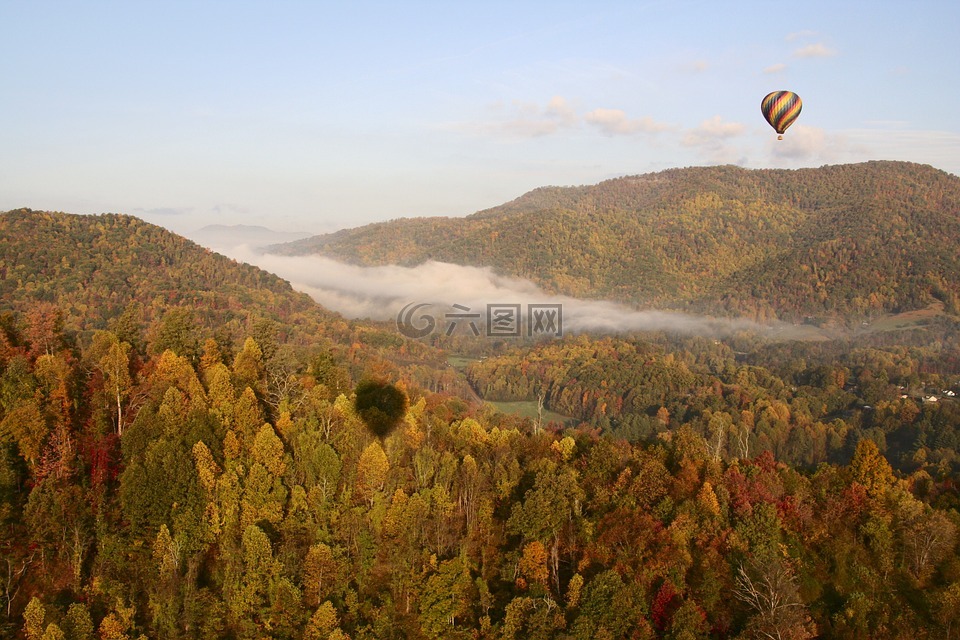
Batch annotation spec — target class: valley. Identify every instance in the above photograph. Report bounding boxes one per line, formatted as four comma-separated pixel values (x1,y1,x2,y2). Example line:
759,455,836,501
1,162,959,639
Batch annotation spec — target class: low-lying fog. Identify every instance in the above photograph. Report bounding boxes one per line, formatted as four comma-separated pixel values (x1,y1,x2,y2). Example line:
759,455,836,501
209,241,789,339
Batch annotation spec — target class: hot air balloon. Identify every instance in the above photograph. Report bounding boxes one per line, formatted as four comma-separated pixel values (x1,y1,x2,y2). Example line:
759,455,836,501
761,91,802,140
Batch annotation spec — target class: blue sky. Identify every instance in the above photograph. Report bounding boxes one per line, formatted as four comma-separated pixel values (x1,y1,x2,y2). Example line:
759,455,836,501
2,1,958,236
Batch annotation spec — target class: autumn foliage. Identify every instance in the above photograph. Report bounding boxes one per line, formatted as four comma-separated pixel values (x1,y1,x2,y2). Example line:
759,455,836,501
0,207,959,639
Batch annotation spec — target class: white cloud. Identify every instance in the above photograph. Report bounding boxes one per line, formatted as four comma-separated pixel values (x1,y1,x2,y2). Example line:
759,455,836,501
760,125,960,176
681,116,747,164
763,63,787,74
584,109,671,136
793,43,837,58
770,125,830,160
767,125,859,164
464,96,579,139
544,96,577,126
683,116,745,145
458,97,675,141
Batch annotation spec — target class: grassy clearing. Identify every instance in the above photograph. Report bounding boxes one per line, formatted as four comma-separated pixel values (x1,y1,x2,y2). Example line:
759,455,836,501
487,400,576,426
860,302,946,333
447,355,480,369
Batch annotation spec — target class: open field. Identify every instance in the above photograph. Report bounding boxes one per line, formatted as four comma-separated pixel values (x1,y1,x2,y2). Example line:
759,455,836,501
858,301,949,334
487,400,576,426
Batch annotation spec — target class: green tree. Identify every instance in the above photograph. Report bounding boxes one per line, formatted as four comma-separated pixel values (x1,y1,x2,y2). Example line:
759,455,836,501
419,556,473,638
225,524,280,632
507,461,584,593
501,595,566,640
149,307,199,362
150,524,181,636
291,430,341,505
109,301,144,353
570,570,635,639
23,477,92,589
0,355,36,415
62,603,94,640
40,623,65,640
668,600,708,640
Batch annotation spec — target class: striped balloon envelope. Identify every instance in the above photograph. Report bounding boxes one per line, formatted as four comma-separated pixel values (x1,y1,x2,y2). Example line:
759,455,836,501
761,91,802,139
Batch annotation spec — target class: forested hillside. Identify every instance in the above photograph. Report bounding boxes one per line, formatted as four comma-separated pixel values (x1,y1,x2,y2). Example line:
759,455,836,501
0,209,466,398
466,329,960,472
0,208,959,639
275,162,960,322
1,209,319,333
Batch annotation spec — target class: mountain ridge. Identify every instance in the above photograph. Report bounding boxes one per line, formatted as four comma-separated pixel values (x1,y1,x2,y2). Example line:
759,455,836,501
271,161,960,323
0,208,466,396
188,223,314,252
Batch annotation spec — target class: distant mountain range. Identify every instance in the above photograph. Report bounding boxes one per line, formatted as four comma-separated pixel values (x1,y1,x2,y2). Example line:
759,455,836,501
270,161,960,323
189,223,313,252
